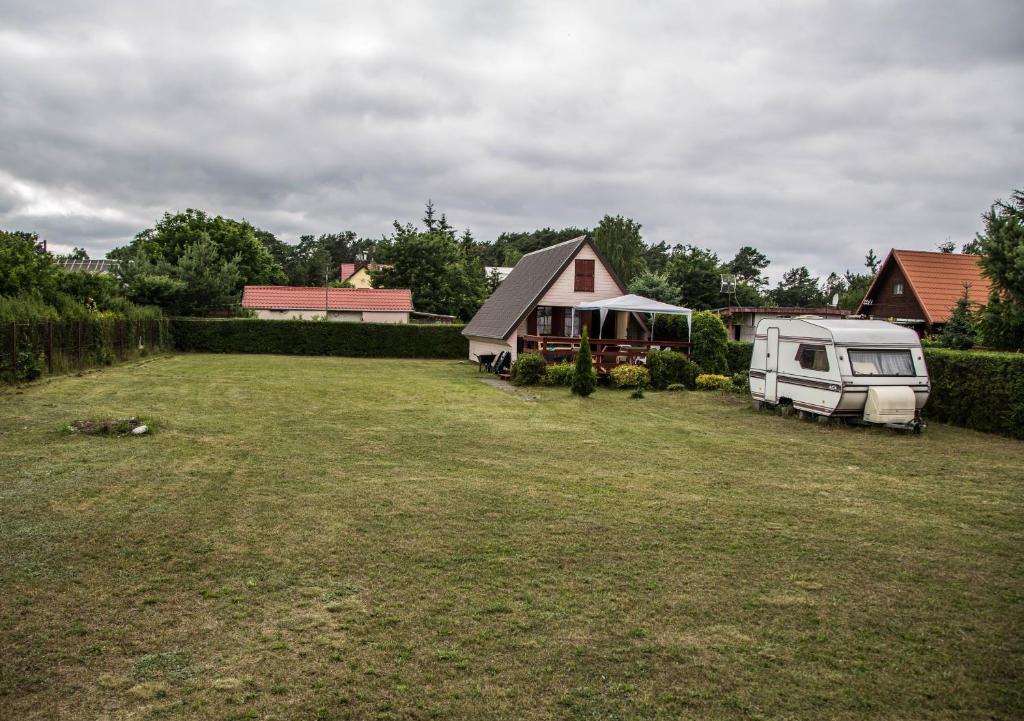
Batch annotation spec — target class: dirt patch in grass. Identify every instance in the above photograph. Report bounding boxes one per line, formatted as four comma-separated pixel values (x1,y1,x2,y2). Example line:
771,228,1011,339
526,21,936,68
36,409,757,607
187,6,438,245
66,417,146,436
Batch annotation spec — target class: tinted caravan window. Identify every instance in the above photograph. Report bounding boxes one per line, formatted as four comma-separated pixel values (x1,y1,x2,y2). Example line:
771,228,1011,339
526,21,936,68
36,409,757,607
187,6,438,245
849,349,915,376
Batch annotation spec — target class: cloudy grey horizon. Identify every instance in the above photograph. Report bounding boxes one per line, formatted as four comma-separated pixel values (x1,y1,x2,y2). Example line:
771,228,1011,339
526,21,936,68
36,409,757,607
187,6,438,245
1,0,1021,282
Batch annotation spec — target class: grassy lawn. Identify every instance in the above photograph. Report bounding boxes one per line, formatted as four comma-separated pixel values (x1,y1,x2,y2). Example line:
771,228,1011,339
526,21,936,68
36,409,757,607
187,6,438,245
1,354,1022,720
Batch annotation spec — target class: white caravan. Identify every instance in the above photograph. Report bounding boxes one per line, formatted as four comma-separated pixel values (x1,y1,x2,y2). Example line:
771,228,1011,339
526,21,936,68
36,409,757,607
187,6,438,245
749,317,929,430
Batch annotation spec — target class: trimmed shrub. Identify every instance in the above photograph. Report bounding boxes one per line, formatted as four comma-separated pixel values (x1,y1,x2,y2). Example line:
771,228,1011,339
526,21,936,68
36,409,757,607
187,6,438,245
609,364,649,389
731,372,750,393
571,328,596,397
923,348,1024,439
647,350,700,390
542,362,575,386
695,373,733,391
511,353,546,385
725,341,753,375
691,311,729,375
666,383,687,392
171,318,467,359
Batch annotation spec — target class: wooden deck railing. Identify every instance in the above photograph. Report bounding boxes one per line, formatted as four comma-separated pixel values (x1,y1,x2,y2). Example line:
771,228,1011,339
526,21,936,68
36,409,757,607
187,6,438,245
521,335,691,372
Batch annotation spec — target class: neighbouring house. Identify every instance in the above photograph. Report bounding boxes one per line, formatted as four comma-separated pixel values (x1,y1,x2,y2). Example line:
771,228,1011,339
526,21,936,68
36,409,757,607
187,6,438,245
713,306,850,342
856,249,991,333
242,286,413,323
462,236,690,365
339,261,393,288
60,258,119,274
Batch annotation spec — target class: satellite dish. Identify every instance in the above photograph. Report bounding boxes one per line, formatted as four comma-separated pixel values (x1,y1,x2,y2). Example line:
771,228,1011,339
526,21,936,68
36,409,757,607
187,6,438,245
830,293,839,307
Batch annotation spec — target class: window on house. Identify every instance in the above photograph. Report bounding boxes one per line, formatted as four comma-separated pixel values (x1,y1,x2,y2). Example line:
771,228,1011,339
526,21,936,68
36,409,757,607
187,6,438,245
796,344,829,372
536,306,553,335
574,259,595,292
563,309,574,336
893,281,904,295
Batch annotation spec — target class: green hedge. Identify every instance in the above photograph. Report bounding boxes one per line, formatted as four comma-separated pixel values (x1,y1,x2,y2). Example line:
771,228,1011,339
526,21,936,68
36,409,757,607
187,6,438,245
726,341,753,375
171,318,468,359
923,348,1024,439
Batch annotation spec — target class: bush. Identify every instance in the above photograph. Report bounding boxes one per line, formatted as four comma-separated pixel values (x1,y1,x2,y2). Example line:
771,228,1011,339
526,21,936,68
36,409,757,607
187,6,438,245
542,362,575,386
511,353,547,385
691,311,729,375
171,319,467,359
571,328,596,397
731,372,750,393
923,348,1024,439
647,350,700,390
666,383,687,392
695,373,733,391
725,341,753,375
609,364,649,389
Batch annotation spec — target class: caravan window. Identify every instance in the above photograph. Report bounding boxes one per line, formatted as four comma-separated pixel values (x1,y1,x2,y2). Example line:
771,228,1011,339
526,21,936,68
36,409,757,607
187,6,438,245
796,344,829,372
849,349,915,376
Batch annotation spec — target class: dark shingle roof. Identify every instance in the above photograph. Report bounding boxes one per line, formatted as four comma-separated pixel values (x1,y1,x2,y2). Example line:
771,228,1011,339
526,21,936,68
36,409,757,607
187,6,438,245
463,236,591,340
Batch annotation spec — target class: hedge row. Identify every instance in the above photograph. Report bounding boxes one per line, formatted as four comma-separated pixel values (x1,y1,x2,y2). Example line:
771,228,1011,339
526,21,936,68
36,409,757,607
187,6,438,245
171,318,469,359
923,348,1024,440
726,341,753,375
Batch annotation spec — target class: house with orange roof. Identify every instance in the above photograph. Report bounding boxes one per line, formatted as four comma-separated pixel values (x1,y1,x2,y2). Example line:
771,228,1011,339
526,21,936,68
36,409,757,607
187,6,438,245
856,249,991,332
243,286,414,323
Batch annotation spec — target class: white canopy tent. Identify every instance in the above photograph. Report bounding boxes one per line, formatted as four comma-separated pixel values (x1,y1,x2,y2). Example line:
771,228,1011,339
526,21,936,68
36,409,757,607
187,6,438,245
573,294,692,340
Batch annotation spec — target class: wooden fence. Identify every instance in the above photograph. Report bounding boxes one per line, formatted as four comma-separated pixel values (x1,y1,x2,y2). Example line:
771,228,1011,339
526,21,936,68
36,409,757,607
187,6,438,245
0,319,170,383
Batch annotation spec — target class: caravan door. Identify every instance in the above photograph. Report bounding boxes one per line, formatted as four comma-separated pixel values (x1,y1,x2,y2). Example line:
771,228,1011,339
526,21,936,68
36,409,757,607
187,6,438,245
765,326,779,403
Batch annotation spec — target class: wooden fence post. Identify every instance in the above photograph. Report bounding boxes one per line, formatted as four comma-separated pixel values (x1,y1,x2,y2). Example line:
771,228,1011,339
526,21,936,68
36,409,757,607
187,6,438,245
47,320,53,374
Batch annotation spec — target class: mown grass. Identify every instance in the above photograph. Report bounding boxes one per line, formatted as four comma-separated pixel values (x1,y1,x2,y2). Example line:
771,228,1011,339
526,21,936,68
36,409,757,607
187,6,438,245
0,354,1021,720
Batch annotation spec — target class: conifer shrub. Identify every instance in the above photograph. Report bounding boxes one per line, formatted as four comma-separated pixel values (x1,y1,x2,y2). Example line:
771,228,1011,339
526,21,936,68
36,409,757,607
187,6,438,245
571,328,596,397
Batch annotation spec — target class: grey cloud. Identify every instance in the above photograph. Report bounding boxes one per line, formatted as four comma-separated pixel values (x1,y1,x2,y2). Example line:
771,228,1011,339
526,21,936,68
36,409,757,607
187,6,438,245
0,0,1021,282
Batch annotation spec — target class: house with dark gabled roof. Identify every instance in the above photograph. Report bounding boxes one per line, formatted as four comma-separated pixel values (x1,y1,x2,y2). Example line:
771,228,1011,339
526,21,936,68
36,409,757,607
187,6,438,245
856,249,991,332
463,236,680,363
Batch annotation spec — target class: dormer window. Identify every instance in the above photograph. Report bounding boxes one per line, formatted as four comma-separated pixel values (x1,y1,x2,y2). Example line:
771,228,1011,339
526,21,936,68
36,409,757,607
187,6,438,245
893,281,904,295
574,259,595,292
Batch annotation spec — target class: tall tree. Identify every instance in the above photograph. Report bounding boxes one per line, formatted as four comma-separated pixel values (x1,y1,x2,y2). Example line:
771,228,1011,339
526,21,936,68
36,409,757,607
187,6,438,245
976,189,1024,350
664,245,722,310
865,248,881,274
373,219,487,320
769,266,824,307
0,230,59,296
111,209,285,288
726,246,770,289
627,271,682,305
939,285,977,350
643,241,672,274
591,215,646,285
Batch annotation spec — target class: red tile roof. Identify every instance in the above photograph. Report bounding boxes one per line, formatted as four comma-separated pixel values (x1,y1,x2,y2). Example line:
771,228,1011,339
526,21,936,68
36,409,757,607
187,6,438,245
242,286,413,312
859,250,991,324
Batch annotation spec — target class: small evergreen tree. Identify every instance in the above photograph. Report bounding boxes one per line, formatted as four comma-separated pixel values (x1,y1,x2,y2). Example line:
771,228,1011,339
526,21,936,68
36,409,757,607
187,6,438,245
571,327,597,397
940,285,977,350
690,310,729,374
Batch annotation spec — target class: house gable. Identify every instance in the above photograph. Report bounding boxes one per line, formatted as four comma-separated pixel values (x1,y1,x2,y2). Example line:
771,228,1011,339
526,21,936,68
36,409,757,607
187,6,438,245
461,236,625,341
538,243,622,307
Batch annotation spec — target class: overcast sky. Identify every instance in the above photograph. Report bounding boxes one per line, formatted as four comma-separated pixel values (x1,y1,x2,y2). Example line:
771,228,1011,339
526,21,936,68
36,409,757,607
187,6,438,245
1,0,1021,281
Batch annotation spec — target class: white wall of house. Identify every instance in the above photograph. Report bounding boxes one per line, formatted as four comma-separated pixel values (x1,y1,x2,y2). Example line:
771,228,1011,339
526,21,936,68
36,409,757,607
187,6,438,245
253,309,408,323
468,336,514,361
362,311,409,324
538,244,621,306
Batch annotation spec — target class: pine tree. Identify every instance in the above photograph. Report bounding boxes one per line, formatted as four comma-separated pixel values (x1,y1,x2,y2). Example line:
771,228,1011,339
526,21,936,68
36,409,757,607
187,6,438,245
571,327,596,397
939,285,977,350
865,249,880,274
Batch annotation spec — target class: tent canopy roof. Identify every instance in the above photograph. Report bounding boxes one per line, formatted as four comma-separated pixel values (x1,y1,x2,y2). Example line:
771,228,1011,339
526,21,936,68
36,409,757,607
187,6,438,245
573,294,692,316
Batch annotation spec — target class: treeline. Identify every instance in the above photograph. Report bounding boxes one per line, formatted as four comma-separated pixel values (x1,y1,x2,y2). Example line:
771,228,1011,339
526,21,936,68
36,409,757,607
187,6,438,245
3,192,1022,348
0,230,162,321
